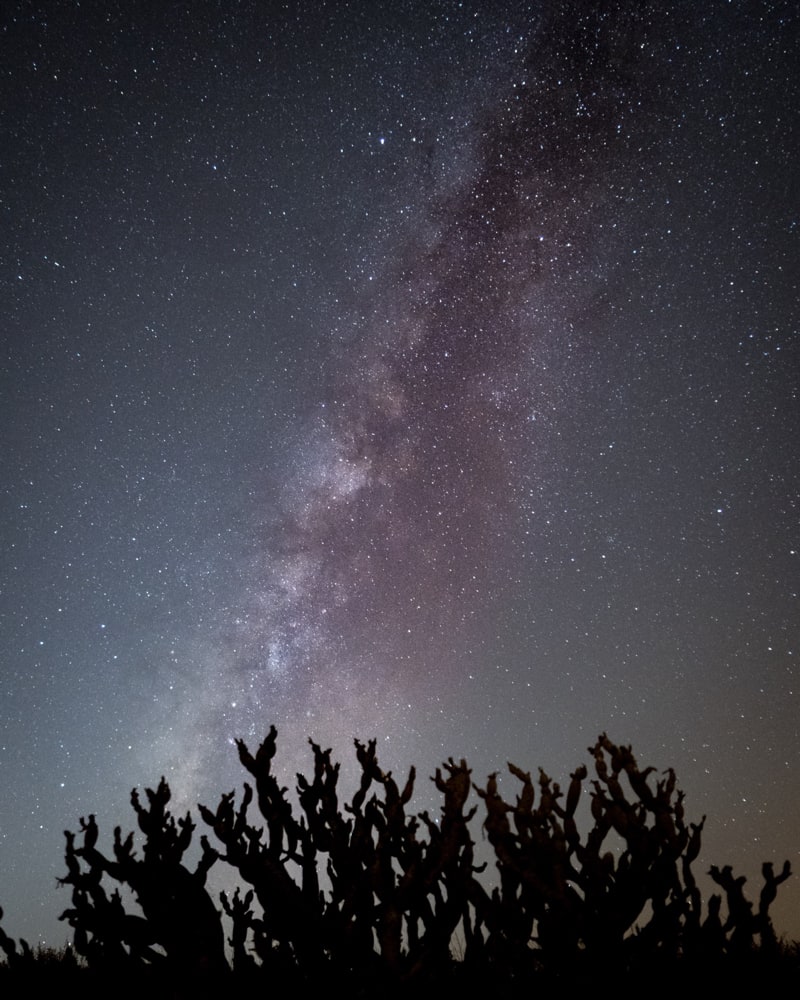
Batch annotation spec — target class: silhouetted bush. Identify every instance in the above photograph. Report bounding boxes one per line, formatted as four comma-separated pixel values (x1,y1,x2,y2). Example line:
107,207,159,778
2,732,796,992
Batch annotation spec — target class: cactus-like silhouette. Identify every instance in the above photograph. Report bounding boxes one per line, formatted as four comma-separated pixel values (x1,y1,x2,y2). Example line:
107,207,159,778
5,730,791,988
57,778,226,975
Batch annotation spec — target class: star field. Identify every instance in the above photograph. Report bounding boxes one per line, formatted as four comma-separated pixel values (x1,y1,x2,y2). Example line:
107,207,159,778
1,1,798,945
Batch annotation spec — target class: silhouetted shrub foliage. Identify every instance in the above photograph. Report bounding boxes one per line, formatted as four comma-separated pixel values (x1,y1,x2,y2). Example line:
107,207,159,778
1,732,796,992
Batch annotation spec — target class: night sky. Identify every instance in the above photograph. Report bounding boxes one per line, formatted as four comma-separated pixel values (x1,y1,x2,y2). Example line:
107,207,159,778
2,1,798,946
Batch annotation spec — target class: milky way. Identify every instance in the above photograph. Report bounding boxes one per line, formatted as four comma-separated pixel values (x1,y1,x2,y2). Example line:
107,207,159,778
1,1,798,945
195,3,663,742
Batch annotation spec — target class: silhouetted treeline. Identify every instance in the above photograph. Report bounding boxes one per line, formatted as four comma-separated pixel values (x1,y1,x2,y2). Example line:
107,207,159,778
1,732,797,994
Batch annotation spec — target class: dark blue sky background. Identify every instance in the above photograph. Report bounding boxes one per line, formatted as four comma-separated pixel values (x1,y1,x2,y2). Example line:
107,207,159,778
1,0,798,945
